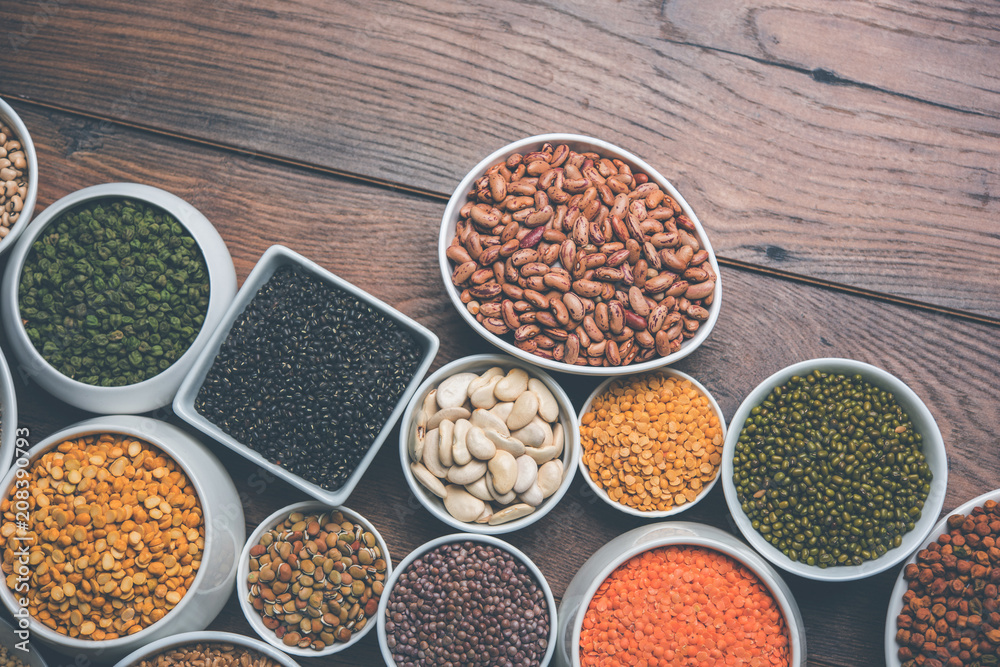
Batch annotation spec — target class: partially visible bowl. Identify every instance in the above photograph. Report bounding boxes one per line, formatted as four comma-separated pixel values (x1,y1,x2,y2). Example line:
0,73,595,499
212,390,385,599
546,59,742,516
399,353,579,534
0,183,236,414
0,97,38,256
0,615,48,667
0,347,17,480
237,501,391,657
884,489,1000,667
577,368,726,518
113,630,301,667
439,133,722,376
0,415,245,662
174,245,439,505
377,533,557,667
556,522,806,667
722,357,947,582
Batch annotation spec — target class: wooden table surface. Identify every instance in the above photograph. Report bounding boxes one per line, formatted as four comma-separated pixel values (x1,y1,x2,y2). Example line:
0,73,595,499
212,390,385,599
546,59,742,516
1,1,998,665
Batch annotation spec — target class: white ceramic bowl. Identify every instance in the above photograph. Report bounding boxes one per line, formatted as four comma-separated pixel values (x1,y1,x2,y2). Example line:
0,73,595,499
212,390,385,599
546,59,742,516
883,488,1000,666
113,630,302,667
237,501,391,657
555,521,806,667
0,183,236,414
577,368,726,518
398,353,579,534
0,348,17,480
0,415,245,662
0,615,48,667
377,533,558,667
174,244,439,505
439,133,722,377
722,357,947,582
0,97,38,256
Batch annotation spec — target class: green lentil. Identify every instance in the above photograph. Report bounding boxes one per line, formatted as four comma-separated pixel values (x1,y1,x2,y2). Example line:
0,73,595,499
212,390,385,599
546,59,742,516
18,197,210,386
733,369,931,567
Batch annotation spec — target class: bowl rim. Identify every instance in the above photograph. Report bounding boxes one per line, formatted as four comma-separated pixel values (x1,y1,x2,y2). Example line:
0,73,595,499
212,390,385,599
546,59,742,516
0,415,234,651
397,353,580,534
576,367,727,518
173,244,440,505
437,132,722,377
565,521,806,666
375,532,558,667
235,500,392,657
883,488,1000,667
111,630,303,667
0,614,49,667
0,347,18,480
0,182,237,413
0,96,39,256
721,357,948,581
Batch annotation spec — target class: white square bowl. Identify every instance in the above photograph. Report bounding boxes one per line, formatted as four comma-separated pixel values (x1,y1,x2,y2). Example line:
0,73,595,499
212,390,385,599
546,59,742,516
173,244,440,505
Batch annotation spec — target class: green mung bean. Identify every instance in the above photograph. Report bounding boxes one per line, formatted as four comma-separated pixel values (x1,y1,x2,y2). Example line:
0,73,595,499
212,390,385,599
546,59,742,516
18,197,210,386
733,369,931,567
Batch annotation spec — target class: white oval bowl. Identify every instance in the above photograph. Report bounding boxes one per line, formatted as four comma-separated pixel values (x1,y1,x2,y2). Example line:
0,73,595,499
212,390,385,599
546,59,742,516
555,521,806,667
1,183,236,414
113,630,302,667
237,501,391,657
884,488,1000,667
722,357,947,582
0,416,245,662
377,533,557,667
0,97,38,256
398,353,579,534
438,133,721,377
577,368,726,518
0,347,18,480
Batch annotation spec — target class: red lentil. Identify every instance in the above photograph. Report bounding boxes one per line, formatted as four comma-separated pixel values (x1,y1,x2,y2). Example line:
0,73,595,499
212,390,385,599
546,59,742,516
579,545,790,666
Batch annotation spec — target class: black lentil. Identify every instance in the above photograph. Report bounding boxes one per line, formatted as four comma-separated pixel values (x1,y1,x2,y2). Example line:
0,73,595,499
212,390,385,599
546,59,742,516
384,541,551,667
733,369,932,567
194,263,423,491
18,197,210,386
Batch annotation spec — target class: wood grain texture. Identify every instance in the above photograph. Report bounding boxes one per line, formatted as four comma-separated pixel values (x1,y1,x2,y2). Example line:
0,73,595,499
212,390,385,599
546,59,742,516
2,1,999,318
3,105,1000,667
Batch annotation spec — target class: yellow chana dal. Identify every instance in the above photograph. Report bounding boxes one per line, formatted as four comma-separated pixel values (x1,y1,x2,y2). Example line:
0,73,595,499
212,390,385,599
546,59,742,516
0,433,205,640
580,373,723,512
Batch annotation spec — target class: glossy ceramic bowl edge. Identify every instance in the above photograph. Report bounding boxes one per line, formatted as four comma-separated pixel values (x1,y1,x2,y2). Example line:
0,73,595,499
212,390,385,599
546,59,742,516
0,416,245,662
398,353,579,534
883,488,1000,666
0,348,18,480
438,133,721,376
0,97,38,256
376,533,558,667
112,630,303,667
556,522,806,667
721,357,947,581
236,501,391,657
0,615,48,667
576,368,727,518
0,183,237,413
173,244,440,505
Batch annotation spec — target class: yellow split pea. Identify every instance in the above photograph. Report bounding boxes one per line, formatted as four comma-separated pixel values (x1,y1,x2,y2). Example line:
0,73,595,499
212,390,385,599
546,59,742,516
580,373,722,512
0,434,205,640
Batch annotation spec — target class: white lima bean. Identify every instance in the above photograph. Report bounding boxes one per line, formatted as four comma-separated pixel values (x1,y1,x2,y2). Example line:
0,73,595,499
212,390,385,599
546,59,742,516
412,364,567,525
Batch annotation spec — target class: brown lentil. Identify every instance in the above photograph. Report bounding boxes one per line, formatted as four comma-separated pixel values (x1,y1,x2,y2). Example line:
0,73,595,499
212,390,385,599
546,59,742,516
0,122,29,239
580,373,722,512
129,641,281,667
384,540,550,667
0,434,205,640
246,509,386,651
0,644,29,667
896,499,1000,667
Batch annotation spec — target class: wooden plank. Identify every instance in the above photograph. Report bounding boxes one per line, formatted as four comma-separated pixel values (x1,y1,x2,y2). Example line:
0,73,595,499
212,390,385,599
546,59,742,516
3,2,999,318
658,0,1000,117
6,105,1000,667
